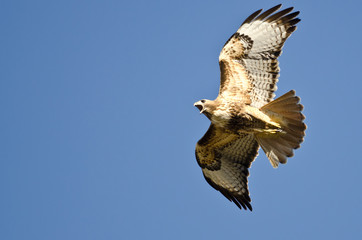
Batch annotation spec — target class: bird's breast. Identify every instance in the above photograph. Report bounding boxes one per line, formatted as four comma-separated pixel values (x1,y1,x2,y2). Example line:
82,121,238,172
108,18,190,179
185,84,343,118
210,108,232,128
210,104,273,133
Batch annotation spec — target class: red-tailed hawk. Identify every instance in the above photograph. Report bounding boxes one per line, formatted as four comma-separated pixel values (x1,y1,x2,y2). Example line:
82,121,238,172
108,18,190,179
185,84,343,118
194,4,306,211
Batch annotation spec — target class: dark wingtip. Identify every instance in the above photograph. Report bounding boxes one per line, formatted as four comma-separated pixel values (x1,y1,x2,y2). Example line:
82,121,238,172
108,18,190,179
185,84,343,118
279,11,300,24
241,8,263,26
290,18,301,25
243,5,301,28
266,7,294,22
248,203,253,211
255,4,283,21
274,4,283,9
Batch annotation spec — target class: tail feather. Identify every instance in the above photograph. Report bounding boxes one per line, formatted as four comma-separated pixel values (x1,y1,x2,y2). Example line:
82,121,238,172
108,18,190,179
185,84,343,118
255,90,306,168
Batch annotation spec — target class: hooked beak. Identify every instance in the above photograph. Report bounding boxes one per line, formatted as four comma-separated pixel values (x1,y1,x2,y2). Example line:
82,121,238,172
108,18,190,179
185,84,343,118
194,101,204,114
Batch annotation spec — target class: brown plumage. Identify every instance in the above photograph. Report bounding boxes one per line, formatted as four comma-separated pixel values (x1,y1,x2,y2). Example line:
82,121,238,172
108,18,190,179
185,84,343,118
194,4,306,211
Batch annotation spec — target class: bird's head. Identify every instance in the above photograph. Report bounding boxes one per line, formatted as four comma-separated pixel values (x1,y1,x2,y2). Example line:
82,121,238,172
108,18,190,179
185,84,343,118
194,99,212,116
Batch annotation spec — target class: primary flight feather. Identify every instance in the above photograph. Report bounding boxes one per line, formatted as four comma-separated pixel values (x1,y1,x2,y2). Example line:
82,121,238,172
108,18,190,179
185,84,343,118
194,4,306,211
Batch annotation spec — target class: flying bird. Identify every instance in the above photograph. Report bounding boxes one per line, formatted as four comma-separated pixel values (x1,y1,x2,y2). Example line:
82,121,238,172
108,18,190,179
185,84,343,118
194,4,306,211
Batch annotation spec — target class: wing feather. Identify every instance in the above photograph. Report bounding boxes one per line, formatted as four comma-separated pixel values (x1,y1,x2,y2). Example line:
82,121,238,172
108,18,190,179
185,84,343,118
195,124,259,210
218,5,300,108
241,8,263,25
254,4,282,21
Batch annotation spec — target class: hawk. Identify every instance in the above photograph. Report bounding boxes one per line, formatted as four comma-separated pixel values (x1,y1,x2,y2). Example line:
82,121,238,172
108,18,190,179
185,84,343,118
194,4,306,211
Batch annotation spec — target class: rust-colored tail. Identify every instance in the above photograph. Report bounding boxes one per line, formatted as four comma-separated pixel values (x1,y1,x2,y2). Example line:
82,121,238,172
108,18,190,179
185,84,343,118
255,90,306,168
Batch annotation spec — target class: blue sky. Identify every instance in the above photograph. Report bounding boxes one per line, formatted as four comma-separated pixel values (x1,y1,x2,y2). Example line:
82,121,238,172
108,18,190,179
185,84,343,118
1,0,362,239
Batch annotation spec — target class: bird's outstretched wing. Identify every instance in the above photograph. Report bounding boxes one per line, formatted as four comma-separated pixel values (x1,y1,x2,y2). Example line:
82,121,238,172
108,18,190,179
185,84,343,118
195,124,259,210
218,4,300,108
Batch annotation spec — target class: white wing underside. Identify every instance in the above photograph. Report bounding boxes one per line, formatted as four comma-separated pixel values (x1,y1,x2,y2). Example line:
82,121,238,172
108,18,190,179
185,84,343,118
219,5,300,108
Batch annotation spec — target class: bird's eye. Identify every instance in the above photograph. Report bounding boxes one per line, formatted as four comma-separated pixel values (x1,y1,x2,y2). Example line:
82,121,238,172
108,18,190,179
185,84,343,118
201,100,206,103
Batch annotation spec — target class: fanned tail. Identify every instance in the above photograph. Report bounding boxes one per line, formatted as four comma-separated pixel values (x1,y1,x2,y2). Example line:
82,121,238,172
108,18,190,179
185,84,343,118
255,90,306,168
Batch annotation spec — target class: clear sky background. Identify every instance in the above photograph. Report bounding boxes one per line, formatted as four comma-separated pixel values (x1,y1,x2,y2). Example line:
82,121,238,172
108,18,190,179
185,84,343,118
1,0,362,239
